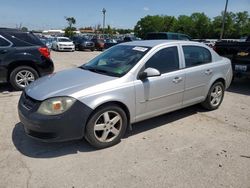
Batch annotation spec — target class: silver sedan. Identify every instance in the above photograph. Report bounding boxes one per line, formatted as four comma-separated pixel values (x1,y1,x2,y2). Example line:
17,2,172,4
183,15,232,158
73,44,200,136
18,40,232,148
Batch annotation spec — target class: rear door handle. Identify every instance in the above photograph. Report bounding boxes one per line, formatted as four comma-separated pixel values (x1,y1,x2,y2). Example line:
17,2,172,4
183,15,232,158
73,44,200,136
205,69,213,75
173,76,183,83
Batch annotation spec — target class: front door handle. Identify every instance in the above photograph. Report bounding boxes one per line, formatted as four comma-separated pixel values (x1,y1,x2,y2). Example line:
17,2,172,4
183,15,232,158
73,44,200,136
0,50,8,54
173,77,183,83
205,69,213,75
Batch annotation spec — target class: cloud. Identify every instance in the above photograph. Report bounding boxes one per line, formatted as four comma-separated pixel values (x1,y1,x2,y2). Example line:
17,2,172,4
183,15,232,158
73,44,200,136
143,7,149,11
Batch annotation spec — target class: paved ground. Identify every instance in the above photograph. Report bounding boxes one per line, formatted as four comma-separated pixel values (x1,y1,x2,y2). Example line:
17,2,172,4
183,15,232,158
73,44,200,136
0,51,250,188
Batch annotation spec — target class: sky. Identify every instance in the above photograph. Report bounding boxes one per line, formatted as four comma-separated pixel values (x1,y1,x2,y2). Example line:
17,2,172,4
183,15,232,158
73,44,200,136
0,0,249,30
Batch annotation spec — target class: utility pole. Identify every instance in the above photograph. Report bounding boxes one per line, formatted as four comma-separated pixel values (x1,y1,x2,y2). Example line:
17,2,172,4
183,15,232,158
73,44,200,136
220,0,229,40
102,8,106,39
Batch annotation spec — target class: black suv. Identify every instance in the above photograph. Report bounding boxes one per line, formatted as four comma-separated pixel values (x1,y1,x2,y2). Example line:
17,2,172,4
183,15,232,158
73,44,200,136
0,28,54,90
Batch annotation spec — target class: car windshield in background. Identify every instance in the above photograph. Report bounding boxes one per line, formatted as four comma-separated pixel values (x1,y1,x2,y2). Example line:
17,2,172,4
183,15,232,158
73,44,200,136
58,38,71,42
81,45,151,77
147,33,168,40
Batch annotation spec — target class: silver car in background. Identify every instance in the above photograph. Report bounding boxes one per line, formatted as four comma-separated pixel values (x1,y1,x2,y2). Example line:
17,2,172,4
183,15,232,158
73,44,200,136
18,40,232,148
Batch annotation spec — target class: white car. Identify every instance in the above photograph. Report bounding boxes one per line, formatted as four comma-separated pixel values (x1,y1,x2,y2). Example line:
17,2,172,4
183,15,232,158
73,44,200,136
52,37,75,51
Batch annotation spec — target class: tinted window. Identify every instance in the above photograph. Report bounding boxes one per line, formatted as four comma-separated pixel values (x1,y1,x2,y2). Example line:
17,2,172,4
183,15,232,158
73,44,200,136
183,46,212,67
179,35,191,41
145,46,179,74
169,34,178,40
10,32,43,45
0,37,11,47
58,38,71,42
146,33,168,40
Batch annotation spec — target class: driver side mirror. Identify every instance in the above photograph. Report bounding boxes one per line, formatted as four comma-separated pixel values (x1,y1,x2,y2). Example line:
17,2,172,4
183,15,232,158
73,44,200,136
138,67,161,80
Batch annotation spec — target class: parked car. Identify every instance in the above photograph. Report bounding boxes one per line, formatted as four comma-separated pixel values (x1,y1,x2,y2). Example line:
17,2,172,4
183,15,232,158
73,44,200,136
18,40,232,148
104,39,118,49
146,32,191,41
91,38,105,51
39,38,53,50
71,36,95,51
0,28,54,90
214,36,250,79
52,37,75,52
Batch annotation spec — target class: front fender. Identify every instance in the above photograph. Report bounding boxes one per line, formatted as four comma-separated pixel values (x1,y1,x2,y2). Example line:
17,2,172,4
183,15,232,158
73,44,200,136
77,85,136,123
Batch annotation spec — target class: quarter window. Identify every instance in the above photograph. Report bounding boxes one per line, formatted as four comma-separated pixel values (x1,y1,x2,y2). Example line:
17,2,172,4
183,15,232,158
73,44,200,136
183,46,212,67
0,37,11,47
145,46,179,74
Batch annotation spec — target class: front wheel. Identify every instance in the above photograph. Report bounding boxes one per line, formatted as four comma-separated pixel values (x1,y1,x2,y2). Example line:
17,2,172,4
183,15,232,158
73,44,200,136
85,105,128,149
9,66,39,90
201,82,225,110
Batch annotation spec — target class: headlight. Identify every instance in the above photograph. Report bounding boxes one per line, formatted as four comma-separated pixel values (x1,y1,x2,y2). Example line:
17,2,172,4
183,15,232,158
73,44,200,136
37,97,76,115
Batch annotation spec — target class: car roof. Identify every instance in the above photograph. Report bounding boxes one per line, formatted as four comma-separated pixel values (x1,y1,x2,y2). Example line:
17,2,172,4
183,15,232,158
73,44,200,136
120,40,201,48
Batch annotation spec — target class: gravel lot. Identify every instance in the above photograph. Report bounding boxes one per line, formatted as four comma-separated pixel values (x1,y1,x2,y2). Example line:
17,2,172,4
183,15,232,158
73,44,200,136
0,51,250,188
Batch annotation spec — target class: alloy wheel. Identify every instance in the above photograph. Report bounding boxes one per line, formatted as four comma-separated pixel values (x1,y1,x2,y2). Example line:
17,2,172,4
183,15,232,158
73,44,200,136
15,70,35,88
210,85,223,107
93,111,122,143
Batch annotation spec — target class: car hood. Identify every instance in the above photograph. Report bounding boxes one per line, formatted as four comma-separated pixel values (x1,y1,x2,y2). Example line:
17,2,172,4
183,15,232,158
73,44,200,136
25,68,117,101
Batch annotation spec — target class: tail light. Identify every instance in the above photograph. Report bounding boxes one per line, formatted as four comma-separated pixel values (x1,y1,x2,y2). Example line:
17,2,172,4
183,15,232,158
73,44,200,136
39,47,50,58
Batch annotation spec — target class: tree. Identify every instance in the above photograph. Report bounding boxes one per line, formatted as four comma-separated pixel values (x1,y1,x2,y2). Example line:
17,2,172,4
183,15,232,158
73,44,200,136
21,27,28,32
133,11,250,39
234,11,249,37
173,15,194,36
64,17,76,37
65,17,76,29
134,15,167,39
190,13,211,38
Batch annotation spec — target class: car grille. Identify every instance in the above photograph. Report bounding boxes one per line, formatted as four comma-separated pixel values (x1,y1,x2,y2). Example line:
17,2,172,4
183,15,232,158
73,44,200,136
86,43,94,47
21,92,39,110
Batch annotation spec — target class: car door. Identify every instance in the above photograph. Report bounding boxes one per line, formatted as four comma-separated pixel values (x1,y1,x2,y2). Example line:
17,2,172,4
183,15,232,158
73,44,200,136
134,45,185,122
0,36,12,83
181,45,214,106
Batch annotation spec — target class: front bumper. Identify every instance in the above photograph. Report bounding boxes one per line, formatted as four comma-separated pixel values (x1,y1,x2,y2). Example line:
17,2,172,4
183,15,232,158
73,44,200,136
58,46,75,51
233,63,250,78
18,92,93,142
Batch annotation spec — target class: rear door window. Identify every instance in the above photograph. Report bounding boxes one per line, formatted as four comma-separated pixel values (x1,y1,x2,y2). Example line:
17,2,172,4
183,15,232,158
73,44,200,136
182,46,212,67
145,46,180,74
0,37,11,47
10,32,43,46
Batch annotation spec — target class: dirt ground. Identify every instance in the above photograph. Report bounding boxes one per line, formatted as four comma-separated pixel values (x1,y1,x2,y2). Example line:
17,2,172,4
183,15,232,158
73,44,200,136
0,51,249,188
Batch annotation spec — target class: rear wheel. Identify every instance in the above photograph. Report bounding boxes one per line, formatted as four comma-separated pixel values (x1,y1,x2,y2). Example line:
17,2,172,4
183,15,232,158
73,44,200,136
201,82,225,110
9,66,39,90
85,105,127,149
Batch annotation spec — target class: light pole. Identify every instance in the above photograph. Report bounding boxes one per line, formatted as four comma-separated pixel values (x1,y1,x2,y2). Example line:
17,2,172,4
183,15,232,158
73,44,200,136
102,8,106,39
220,0,229,40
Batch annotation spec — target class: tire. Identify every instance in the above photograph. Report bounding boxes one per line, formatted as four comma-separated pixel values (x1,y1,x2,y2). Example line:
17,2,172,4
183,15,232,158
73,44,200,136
201,82,225,110
85,105,128,149
9,66,39,90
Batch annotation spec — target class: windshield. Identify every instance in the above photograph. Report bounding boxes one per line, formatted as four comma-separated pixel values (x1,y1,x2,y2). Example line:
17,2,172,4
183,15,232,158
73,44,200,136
58,38,71,42
81,45,150,77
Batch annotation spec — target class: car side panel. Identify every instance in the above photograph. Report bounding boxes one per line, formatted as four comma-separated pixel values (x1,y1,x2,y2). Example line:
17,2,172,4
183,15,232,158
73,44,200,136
73,81,136,123
182,63,214,106
134,70,185,122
